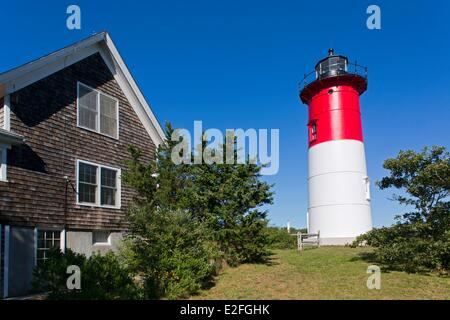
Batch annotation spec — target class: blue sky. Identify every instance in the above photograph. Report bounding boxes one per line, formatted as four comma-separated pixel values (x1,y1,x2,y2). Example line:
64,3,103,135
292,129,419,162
2,1,449,228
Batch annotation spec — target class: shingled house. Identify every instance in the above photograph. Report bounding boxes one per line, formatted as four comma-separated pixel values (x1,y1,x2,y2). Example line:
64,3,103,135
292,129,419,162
0,32,165,298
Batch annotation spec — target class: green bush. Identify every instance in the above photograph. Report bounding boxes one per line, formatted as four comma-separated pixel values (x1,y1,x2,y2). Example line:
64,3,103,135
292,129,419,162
33,248,138,299
121,207,221,299
266,227,296,249
265,227,308,250
212,210,271,267
354,224,450,273
353,146,449,274
120,123,274,298
181,149,274,266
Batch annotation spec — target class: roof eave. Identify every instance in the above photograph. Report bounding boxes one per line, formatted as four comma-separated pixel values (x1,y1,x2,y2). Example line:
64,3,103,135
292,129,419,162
0,130,25,146
0,32,165,146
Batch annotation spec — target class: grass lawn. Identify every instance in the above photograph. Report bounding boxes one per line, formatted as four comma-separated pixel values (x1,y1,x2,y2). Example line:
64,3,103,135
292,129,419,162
193,247,450,300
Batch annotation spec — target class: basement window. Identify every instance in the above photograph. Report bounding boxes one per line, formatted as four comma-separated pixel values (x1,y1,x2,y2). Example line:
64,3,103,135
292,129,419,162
37,230,61,265
92,231,111,245
77,82,119,139
77,160,121,209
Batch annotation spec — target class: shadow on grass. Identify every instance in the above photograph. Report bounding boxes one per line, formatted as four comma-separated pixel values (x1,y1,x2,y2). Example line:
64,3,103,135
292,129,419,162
350,250,378,263
258,253,280,267
349,248,447,277
200,277,219,292
242,251,280,267
193,253,279,296
349,250,399,274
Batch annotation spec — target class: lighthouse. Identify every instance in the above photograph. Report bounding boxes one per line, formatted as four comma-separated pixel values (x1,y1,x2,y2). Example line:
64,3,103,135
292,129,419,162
299,49,372,245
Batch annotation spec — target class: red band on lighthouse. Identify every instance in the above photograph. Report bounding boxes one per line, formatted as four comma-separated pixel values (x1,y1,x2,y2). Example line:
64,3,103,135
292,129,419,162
307,84,363,148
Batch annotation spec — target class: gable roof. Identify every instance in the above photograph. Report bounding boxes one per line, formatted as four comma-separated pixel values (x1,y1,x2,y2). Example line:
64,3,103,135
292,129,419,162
0,32,165,146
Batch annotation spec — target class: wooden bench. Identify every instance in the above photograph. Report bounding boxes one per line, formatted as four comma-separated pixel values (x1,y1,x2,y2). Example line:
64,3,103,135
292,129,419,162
291,231,320,251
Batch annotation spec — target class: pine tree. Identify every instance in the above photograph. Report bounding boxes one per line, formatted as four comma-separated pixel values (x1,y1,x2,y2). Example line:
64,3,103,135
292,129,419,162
121,123,274,297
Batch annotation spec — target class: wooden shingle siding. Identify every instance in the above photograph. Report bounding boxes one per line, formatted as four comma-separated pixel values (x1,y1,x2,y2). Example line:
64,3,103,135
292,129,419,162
0,97,4,127
0,53,156,231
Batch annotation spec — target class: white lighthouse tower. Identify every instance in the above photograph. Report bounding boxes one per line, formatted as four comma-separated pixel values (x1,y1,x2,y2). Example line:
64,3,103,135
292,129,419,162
299,49,373,245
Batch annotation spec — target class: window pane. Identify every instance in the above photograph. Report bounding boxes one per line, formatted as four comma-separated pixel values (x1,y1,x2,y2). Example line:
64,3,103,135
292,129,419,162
79,162,97,204
101,168,117,206
54,239,61,248
37,250,45,260
37,229,61,265
79,163,97,184
101,168,116,188
100,94,118,137
45,239,54,248
78,85,98,131
79,107,98,130
93,231,110,244
101,187,116,206
79,183,97,203
51,231,61,241
100,116,117,138
79,85,98,111
100,95,117,117
38,239,45,248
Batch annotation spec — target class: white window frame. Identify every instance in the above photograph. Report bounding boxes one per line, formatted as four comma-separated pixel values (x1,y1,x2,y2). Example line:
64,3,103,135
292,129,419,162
76,159,121,209
309,121,318,142
0,145,8,182
3,94,11,131
35,228,64,266
77,82,119,140
92,230,112,246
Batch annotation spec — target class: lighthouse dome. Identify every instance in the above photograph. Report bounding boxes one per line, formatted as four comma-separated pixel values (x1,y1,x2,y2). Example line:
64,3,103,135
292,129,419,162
299,49,368,104
314,48,349,80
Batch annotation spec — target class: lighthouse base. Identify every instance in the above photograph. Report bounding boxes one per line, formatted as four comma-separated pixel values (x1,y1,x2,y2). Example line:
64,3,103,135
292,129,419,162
318,237,356,246
307,140,373,245
307,204,372,246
